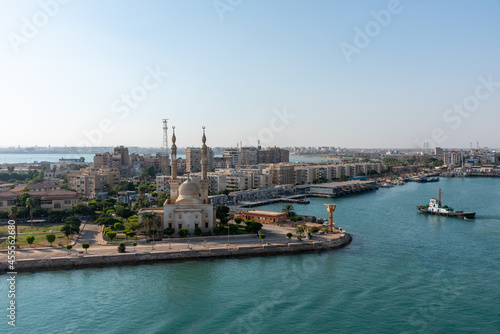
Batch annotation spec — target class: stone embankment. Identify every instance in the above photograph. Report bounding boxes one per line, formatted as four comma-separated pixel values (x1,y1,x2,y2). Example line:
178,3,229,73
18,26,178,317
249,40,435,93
0,234,352,273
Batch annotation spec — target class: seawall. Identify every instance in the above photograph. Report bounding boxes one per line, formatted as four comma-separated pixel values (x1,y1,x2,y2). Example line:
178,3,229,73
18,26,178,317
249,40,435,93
0,234,352,274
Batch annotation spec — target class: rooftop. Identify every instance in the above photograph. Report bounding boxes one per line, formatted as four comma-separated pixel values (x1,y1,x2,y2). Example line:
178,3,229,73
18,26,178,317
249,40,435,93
243,210,286,217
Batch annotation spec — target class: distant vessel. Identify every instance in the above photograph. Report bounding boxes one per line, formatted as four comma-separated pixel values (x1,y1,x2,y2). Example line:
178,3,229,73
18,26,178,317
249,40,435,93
417,176,439,183
417,188,476,219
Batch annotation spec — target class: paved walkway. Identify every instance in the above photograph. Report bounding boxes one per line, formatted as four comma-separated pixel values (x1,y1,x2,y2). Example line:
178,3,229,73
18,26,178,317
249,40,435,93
1,224,347,261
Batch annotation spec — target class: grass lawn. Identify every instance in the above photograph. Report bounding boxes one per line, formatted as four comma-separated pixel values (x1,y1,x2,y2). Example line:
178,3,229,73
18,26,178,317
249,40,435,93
0,223,70,248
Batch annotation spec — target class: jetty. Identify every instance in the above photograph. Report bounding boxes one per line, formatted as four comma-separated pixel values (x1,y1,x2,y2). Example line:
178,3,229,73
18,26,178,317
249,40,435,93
296,180,379,198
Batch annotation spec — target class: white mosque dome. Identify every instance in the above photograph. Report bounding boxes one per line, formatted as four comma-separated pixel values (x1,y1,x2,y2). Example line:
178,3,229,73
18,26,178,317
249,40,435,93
175,179,202,204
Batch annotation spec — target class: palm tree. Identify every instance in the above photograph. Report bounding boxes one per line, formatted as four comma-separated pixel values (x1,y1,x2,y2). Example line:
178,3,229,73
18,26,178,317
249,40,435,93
282,204,295,218
8,206,18,246
137,183,148,208
26,197,35,227
141,211,161,241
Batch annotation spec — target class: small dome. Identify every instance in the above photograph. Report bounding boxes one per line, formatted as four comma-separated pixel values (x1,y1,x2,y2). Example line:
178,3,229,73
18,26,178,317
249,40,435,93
175,180,201,204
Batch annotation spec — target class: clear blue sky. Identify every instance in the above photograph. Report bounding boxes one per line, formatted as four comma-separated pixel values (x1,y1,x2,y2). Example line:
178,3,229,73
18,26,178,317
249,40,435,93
1,0,499,149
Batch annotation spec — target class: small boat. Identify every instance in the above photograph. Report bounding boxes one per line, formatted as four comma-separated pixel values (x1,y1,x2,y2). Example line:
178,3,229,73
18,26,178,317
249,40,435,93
417,188,476,219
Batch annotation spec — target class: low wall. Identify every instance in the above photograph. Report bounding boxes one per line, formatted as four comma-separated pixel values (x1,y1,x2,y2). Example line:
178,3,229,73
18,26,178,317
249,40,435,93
0,234,352,273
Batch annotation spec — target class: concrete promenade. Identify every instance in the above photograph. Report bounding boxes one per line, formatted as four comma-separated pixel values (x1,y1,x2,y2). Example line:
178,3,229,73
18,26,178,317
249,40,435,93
0,224,352,273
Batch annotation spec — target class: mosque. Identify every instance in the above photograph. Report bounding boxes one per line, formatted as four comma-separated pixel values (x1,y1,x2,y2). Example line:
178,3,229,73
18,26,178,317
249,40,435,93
139,127,216,235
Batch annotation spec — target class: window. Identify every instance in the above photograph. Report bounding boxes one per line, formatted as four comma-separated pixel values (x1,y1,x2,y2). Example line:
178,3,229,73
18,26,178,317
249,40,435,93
178,224,182,229
168,223,172,228
64,200,71,205
7,200,16,206
205,222,209,228
0,202,3,207
54,203,61,209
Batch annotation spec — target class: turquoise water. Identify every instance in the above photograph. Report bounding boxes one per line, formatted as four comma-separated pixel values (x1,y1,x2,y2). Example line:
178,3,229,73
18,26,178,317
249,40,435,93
1,178,500,333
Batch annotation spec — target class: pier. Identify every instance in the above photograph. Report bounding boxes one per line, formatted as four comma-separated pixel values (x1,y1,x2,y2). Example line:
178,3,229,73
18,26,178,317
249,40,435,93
237,195,310,208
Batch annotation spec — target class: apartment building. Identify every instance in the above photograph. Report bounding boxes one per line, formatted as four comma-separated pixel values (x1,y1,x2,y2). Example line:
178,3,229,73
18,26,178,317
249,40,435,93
186,147,214,173
268,163,296,185
68,167,120,197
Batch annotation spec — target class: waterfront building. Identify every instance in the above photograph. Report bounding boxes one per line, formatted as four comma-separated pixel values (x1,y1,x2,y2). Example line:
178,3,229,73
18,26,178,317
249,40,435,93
238,210,287,224
268,163,296,185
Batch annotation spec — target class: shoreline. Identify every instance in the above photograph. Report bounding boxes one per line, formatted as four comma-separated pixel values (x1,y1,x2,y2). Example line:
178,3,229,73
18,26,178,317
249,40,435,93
0,234,352,274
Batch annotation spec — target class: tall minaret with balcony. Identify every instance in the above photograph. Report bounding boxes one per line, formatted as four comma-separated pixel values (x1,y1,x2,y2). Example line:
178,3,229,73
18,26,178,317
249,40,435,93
167,126,180,204
200,126,210,204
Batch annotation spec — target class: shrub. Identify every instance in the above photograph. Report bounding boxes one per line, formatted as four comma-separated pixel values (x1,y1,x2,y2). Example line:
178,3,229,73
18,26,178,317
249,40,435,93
178,228,189,238
126,231,136,239
82,242,90,253
163,227,175,236
310,227,320,234
117,242,126,253
194,227,202,236
286,232,293,239
132,242,137,251
259,234,266,241
114,222,122,230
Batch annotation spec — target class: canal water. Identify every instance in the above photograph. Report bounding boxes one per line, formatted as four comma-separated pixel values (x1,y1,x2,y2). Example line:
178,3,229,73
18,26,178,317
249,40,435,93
1,178,499,333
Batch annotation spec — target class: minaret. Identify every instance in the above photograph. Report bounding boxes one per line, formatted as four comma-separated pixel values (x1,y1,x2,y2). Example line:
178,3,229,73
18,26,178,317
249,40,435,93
168,126,180,205
200,126,210,204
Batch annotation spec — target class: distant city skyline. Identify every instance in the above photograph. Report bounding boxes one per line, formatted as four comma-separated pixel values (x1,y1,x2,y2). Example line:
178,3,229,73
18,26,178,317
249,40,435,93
1,0,499,148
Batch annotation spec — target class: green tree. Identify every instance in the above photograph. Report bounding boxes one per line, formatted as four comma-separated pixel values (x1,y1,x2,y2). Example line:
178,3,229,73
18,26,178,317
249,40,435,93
286,232,293,239
146,166,156,178
216,205,230,227
82,242,90,253
141,211,161,236
26,235,35,248
126,231,136,239
229,224,238,234
259,234,266,242
61,217,81,237
116,206,135,220
46,234,56,246
117,242,126,253
281,204,295,218
106,231,117,241
178,228,189,238
66,244,72,254
26,196,35,227
18,193,33,207
132,242,137,251
234,217,243,225
125,216,142,231
95,213,117,226
69,204,95,216
114,222,122,230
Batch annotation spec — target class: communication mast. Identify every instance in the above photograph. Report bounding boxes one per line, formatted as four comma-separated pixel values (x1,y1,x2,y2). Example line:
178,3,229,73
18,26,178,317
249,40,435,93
162,119,170,176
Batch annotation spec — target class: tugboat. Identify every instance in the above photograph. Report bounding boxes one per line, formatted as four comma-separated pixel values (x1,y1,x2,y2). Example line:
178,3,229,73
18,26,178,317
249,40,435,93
417,188,476,219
